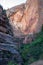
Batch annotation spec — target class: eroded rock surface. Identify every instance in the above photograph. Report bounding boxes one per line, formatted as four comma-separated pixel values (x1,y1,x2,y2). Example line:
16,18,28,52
6,0,43,37
0,0,43,65
30,60,43,65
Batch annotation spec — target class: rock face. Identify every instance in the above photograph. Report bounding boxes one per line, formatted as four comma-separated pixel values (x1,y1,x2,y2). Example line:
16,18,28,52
0,0,43,64
6,0,43,37
0,5,23,65
30,60,43,65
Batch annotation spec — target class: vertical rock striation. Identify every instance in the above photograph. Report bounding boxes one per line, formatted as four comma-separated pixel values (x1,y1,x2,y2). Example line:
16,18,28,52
6,0,43,37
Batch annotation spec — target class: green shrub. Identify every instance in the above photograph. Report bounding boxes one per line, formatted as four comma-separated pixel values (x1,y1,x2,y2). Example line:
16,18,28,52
8,27,43,65
7,61,18,65
20,30,43,65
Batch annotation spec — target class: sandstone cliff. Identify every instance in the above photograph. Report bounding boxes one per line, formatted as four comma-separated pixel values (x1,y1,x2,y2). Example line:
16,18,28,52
6,0,43,37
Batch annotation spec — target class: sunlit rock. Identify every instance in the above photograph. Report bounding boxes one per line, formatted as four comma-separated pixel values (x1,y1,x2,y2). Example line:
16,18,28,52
6,0,43,37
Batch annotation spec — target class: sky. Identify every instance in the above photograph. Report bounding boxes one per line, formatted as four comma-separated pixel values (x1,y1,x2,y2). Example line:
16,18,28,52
0,0,26,9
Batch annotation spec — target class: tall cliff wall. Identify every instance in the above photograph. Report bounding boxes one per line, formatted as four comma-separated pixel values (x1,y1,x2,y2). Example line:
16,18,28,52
6,0,43,37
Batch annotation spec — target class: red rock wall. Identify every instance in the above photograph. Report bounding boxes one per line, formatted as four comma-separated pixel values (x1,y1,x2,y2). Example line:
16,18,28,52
8,0,43,37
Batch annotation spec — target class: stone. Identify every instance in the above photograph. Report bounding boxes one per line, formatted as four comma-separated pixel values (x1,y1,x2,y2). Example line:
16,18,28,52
6,0,43,37
0,26,7,33
30,60,43,65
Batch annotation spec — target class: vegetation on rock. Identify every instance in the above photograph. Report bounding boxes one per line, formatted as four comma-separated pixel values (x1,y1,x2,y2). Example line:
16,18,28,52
7,26,43,65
